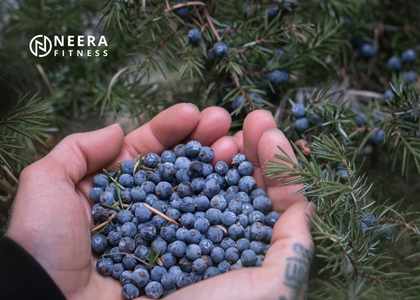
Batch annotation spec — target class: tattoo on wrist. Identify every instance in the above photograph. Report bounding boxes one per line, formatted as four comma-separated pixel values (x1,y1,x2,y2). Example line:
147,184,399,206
278,242,313,300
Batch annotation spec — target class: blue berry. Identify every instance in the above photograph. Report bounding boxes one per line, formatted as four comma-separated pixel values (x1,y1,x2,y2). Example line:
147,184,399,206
201,163,213,177
210,246,225,263
175,227,189,241
386,56,401,71
146,170,161,184
227,185,240,193
178,257,193,273
204,266,220,279
231,95,245,111
402,49,416,63
112,263,124,280
155,181,173,199
198,146,214,163
121,160,135,174
161,272,176,290
213,42,229,58
134,170,147,185
195,195,210,211
402,71,417,83
384,89,395,102
122,283,140,299
160,252,177,268
221,211,237,226
166,208,181,221
110,247,123,262
129,187,145,203
220,237,236,250
217,260,231,273
203,178,221,198
225,169,240,185
99,191,115,206
238,176,256,193
199,239,214,255
177,182,193,197
187,229,202,244
134,245,150,260
241,249,257,266
359,43,377,58
141,181,156,194
151,237,168,255
131,268,150,288
228,199,242,214
107,230,122,246
238,161,254,176
121,222,137,238
151,266,167,281
214,161,229,176
139,223,157,241
175,168,190,183
175,156,191,170
143,153,160,168
188,28,202,45
189,161,204,178
160,225,177,242
292,103,306,118
191,178,205,194
96,257,113,276
161,150,176,163
294,117,309,132
119,174,134,188
250,222,266,241
185,140,202,158
93,174,109,188
180,212,195,228
250,188,266,199
207,226,224,243
119,237,136,253
192,258,207,274
176,272,195,288
232,153,246,166
253,196,272,213
238,214,249,227
159,162,176,181
228,224,245,240
168,240,187,257
123,255,137,270
175,1,190,17
248,210,265,223
194,217,210,233
250,241,265,254
186,244,201,260
236,238,250,252
210,194,228,210
206,208,222,224
355,113,367,127
267,69,289,85
134,204,152,222
225,247,240,263
370,128,385,145
89,187,103,202
91,233,108,254
264,211,280,226
267,4,279,18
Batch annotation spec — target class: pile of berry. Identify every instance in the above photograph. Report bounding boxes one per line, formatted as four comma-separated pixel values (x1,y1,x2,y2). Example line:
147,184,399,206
89,141,279,299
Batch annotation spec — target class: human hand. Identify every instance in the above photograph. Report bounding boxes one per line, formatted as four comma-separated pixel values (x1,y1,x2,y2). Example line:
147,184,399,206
7,103,313,300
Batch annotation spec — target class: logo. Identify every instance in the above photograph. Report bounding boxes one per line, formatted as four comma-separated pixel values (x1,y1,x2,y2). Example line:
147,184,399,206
29,35,53,57
29,34,109,58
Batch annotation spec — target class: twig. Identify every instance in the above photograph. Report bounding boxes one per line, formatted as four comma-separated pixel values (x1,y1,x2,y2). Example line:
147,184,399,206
91,212,116,232
164,1,206,13
1,165,18,184
143,203,180,225
203,9,221,41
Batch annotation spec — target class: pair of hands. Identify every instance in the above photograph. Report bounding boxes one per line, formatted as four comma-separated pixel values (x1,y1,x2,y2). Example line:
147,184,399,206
7,103,314,300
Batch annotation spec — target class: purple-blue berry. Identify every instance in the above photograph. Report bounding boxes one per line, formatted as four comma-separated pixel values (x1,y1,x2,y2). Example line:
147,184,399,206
267,69,289,85
401,49,416,63
96,257,113,276
168,240,187,257
294,117,309,132
241,249,257,266
207,226,224,243
188,28,202,45
122,283,140,299
91,233,108,254
386,56,401,71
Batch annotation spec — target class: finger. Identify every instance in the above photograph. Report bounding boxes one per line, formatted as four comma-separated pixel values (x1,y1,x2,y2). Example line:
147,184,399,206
38,123,124,183
190,106,232,145
262,201,315,300
233,130,244,153
257,128,305,211
120,103,200,159
243,110,277,166
211,136,239,163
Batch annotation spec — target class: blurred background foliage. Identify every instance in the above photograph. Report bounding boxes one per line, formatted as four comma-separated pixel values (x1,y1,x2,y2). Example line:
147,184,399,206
0,0,420,298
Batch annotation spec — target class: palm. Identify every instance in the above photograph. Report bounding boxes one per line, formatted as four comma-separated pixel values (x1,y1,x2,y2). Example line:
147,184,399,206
8,104,313,300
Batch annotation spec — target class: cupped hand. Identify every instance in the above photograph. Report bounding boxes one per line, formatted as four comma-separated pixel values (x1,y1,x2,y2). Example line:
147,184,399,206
7,103,314,300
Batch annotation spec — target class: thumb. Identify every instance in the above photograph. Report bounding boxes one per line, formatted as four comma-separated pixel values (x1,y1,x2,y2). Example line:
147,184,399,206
39,123,124,183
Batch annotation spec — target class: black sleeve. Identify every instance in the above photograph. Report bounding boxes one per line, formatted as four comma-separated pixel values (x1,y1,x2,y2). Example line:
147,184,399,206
0,236,66,300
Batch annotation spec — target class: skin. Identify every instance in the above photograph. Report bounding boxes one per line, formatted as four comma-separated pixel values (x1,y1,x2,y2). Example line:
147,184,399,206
7,103,314,300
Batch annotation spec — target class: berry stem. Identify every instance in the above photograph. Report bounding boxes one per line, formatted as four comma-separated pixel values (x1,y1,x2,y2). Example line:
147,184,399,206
143,203,180,226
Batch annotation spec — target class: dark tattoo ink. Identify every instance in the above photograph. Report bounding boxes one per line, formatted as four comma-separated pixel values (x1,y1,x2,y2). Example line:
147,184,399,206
279,243,313,300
